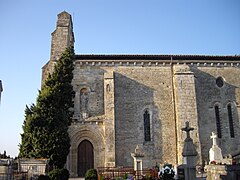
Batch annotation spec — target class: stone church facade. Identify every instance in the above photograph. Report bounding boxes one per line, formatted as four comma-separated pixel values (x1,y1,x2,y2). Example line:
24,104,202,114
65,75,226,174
42,12,240,177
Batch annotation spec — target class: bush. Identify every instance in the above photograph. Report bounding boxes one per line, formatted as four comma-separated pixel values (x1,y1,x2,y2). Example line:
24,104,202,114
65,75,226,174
85,169,98,180
38,175,50,180
114,177,124,180
48,168,69,180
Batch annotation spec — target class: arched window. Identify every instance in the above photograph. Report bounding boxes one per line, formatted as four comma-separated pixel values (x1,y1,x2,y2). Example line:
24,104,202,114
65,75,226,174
227,104,235,138
144,110,151,141
214,105,222,138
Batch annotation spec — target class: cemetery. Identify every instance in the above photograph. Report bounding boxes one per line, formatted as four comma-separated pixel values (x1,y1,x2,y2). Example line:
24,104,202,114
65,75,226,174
1,121,239,179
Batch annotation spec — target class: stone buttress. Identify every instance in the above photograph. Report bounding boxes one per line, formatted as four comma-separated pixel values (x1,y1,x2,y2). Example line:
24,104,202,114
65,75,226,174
104,69,116,167
173,65,202,164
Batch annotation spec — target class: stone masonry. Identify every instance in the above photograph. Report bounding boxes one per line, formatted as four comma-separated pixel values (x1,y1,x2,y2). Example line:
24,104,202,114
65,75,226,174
42,11,240,177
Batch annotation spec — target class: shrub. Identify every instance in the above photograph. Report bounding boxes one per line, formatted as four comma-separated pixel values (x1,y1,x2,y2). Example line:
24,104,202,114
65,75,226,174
99,175,105,180
114,177,124,180
38,175,50,180
85,169,98,180
123,173,128,180
48,168,69,180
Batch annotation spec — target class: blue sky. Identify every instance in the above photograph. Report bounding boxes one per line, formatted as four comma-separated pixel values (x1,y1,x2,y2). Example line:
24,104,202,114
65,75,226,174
0,0,240,157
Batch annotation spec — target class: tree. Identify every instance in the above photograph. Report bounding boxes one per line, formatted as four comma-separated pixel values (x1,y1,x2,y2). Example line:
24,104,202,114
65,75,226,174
19,46,75,168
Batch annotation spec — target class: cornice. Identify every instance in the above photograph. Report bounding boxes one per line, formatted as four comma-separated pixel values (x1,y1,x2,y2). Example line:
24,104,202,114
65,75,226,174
74,54,240,67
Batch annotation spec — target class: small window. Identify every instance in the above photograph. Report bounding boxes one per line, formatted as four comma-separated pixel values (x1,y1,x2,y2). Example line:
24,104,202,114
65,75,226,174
216,77,224,88
227,104,235,138
144,110,151,141
215,105,222,138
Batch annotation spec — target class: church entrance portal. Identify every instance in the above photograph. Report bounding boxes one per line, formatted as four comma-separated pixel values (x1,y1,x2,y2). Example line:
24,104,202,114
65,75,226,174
78,140,94,177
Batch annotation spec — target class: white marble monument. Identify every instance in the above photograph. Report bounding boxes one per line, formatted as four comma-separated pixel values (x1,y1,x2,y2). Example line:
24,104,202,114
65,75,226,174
209,132,223,164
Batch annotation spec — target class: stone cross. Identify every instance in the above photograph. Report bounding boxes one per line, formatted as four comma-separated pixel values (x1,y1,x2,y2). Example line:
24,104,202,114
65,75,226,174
210,132,217,146
181,121,194,139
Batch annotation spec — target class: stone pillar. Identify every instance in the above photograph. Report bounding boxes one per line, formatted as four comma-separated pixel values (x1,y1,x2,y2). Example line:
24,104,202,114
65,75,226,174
104,70,116,167
42,11,75,85
173,65,201,164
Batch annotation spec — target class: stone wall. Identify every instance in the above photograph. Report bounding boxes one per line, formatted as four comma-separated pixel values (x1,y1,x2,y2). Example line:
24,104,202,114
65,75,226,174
68,62,240,170
42,11,240,177
69,64,178,170
192,66,240,164
72,66,105,118
113,66,176,167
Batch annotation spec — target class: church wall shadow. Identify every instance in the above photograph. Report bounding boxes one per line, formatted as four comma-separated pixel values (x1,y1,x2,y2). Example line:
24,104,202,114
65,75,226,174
190,66,240,164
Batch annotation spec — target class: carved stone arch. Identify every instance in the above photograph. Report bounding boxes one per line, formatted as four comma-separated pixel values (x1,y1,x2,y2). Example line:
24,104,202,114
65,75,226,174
68,126,105,177
80,86,89,93
209,101,222,109
142,105,154,119
223,100,237,108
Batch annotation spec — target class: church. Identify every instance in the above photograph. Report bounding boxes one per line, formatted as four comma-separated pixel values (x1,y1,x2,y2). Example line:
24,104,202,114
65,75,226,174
42,11,240,177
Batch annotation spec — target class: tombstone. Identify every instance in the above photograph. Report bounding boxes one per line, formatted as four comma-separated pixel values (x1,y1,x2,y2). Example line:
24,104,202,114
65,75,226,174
131,145,144,179
209,132,223,164
205,164,240,180
0,158,13,180
177,121,197,180
181,121,197,166
205,133,240,179
18,158,49,179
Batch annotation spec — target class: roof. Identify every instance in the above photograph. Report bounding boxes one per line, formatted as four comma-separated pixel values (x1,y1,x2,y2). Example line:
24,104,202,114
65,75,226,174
75,54,240,62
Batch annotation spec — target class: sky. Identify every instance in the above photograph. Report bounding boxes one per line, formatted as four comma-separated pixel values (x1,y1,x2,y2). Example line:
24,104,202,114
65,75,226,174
0,0,240,157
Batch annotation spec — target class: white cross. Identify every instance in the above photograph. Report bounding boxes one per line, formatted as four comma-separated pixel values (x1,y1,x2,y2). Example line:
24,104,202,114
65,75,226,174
210,132,217,146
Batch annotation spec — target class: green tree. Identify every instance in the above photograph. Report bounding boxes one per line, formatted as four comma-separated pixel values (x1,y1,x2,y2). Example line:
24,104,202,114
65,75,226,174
19,104,36,157
19,46,75,168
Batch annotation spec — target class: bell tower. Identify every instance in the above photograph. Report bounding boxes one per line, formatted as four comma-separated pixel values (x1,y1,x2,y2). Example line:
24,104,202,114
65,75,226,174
42,11,74,85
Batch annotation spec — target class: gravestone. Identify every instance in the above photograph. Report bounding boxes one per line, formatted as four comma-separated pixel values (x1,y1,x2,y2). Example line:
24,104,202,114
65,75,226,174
209,132,223,164
177,121,197,180
0,158,13,180
18,158,49,178
181,121,197,166
205,133,240,179
131,145,144,178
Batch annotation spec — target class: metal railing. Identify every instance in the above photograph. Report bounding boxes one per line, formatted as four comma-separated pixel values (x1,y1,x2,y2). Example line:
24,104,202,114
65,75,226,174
97,167,158,180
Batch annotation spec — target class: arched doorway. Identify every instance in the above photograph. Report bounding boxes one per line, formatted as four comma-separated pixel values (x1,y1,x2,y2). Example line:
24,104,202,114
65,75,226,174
78,140,94,177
